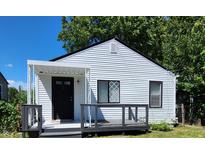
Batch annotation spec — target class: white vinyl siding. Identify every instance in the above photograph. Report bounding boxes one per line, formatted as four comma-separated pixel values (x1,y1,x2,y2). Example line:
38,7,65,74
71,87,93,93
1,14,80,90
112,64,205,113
38,39,176,123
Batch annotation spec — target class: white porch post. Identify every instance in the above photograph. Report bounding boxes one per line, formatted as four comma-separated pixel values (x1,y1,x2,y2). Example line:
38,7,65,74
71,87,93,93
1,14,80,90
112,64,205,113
87,68,91,126
32,65,35,104
35,73,38,105
27,64,32,104
85,68,91,127
84,68,87,125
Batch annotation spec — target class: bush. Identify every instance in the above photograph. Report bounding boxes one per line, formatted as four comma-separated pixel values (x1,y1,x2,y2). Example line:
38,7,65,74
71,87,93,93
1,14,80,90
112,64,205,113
0,100,20,133
150,122,173,131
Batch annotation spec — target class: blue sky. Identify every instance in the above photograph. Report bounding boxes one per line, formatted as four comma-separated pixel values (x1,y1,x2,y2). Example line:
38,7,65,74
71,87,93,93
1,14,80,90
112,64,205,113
0,16,66,89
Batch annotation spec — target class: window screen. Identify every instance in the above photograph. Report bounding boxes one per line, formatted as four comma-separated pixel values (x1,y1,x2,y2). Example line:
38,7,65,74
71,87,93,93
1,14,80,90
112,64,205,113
109,81,120,102
98,80,120,103
98,81,108,103
149,81,162,108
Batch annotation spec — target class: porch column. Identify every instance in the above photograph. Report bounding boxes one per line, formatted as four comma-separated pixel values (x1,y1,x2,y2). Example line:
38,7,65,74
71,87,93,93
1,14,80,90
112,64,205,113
27,64,32,127
84,68,87,126
32,65,35,105
85,68,91,127
27,64,32,104
88,68,91,126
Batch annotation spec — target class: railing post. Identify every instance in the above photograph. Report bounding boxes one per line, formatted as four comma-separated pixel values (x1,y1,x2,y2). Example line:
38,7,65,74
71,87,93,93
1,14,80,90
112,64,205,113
95,105,98,128
21,105,25,131
122,105,125,127
145,105,149,125
25,106,28,130
38,105,42,134
81,105,85,129
128,107,132,120
135,107,138,122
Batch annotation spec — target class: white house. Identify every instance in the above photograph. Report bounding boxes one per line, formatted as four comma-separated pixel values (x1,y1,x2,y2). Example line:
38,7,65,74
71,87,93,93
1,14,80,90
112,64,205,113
26,37,176,132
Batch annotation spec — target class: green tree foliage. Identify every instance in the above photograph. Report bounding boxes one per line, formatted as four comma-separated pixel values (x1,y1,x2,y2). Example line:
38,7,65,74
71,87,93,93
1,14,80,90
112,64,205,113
0,87,27,132
0,100,20,132
163,17,205,96
58,16,166,63
8,87,26,105
162,17,205,124
8,87,19,103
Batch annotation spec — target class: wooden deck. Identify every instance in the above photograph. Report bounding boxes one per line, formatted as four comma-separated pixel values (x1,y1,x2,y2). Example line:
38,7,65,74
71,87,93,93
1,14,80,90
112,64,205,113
82,120,148,133
81,104,149,134
21,103,149,137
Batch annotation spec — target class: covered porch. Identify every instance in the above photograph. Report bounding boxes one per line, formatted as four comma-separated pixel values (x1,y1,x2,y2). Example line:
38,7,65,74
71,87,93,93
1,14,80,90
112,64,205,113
21,60,149,137
23,60,92,131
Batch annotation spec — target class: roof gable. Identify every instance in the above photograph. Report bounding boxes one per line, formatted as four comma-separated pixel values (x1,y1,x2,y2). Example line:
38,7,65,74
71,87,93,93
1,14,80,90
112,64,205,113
50,37,173,74
0,72,8,84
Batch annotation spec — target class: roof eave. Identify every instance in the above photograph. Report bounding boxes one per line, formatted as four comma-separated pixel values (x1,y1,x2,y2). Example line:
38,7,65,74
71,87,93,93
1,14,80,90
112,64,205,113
0,72,8,84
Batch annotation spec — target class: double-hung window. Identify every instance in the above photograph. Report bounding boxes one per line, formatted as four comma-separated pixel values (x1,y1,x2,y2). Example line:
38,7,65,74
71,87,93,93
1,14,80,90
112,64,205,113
149,81,163,108
98,80,120,103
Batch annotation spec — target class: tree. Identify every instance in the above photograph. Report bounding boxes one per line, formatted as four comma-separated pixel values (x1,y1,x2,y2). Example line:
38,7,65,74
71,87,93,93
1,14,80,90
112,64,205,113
163,17,205,124
8,87,26,105
1,87,27,132
58,16,167,63
8,87,19,103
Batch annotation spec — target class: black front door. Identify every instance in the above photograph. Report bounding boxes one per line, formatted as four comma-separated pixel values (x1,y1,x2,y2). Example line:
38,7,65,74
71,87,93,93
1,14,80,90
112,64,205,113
52,77,74,120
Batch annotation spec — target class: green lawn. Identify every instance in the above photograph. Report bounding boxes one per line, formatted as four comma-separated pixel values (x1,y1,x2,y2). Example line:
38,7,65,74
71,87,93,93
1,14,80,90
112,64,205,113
99,125,205,138
0,132,22,138
1,125,205,138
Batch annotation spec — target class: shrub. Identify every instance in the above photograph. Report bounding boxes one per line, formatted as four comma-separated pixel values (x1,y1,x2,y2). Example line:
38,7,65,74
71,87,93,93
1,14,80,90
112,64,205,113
0,100,20,133
150,122,173,131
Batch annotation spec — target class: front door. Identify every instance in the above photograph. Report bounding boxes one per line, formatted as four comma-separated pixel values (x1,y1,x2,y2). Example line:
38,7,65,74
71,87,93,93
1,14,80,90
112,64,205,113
52,77,74,120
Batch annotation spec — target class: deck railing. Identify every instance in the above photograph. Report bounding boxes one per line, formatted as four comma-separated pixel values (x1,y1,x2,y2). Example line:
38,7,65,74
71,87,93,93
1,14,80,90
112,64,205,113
80,104,149,133
21,104,42,133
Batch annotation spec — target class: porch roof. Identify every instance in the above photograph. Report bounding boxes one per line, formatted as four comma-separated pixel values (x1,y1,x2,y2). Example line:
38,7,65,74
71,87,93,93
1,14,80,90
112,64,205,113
28,60,90,76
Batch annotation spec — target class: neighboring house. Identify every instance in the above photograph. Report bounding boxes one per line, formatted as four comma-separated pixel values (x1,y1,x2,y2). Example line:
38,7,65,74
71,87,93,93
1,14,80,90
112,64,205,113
23,37,176,136
0,72,8,101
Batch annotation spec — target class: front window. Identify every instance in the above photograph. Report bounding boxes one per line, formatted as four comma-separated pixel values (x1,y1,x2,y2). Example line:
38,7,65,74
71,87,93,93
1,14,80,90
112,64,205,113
149,81,163,108
98,80,120,103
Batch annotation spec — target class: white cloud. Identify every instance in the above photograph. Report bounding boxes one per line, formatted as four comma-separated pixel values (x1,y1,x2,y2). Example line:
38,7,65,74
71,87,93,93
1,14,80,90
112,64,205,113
8,80,27,90
5,64,13,68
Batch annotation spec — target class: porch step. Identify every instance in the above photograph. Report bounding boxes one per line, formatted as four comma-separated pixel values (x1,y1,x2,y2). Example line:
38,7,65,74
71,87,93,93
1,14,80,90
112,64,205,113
40,128,82,138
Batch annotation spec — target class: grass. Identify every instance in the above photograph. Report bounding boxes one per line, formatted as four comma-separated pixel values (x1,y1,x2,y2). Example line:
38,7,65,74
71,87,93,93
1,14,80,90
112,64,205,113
98,125,205,138
1,125,205,138
0,132,22,138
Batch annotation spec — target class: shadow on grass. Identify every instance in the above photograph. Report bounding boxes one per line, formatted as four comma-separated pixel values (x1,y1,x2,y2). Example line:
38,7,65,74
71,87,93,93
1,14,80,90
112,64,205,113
85,130,151,138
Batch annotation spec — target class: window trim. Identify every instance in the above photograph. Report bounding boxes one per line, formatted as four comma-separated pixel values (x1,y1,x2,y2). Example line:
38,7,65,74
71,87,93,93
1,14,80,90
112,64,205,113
97,80,120,103
149,81,163,108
